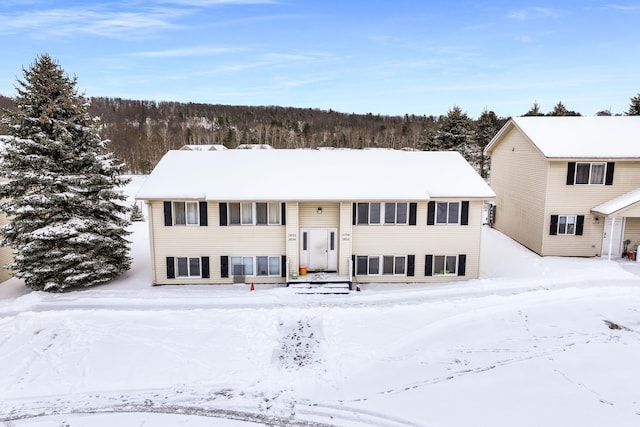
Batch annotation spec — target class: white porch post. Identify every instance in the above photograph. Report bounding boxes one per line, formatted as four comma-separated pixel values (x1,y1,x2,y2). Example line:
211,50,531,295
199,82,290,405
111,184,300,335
608,217,615,261
286,258,290,283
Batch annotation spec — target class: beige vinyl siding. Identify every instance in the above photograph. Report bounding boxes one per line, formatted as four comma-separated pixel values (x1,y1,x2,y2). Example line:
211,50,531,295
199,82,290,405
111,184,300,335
339,202,353,276
624,218,640,252
489,128,549,254
299,202,340,228
351,200,484,282
149,201,286,285
284,202,299,277
542,160,640,256
146,199,487,285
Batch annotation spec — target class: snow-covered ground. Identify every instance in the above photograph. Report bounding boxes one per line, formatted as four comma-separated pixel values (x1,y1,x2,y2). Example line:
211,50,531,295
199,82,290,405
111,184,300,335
1,175,639,426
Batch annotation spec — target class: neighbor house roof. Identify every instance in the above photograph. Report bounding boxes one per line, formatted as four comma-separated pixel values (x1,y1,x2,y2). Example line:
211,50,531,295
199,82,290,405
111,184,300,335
484,116,640,159
136,148,495,201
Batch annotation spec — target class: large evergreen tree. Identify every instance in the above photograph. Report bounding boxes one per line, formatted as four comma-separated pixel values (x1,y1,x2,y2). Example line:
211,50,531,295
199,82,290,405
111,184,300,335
0,54,131,291
430,106,478,171
475,109,502,178
432,106,474,151
627,93,640,115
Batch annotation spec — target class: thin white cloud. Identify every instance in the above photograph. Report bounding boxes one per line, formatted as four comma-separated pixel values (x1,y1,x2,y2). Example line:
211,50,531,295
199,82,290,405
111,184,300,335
506,7,562,20
604,4,640,12
128,46,248,57
0,6,188,39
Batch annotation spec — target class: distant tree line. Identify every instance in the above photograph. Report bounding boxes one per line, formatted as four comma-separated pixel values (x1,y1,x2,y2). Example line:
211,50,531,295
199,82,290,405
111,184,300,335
2,93,639,177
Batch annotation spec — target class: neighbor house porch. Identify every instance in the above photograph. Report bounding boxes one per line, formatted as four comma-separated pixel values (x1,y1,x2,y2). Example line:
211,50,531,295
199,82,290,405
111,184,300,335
592,188,640,260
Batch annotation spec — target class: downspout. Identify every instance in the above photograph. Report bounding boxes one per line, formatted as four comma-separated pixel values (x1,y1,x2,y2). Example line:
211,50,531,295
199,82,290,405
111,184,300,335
608,217,615,261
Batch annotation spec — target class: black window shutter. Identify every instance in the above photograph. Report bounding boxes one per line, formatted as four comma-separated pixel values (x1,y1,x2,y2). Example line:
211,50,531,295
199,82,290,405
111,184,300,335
219,203,228,226
425,255,433,276
351,255,356,276
201,256,210,278
605,162,615,185
220,256,229,278
166,257,175,279
427,201,435,225
576,215,585,235
352,203,357,225
409,203,417,225
281,203,286,225
566,162,575,185
550,215,559,235
407,255,415,276
164,201,173,226
458,254,467,276
281,255,286,278
461,201,469,225
199,202,208,226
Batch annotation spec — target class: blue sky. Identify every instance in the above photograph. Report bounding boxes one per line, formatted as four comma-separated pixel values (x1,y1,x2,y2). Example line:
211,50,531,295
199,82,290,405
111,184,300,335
1,0,639,118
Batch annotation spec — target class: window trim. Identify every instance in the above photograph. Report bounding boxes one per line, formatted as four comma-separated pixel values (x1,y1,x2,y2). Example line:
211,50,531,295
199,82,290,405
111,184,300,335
433,255,458,276
557,214,577,235
574,162,606,185
435,201,461,225
172,201,199,226
357,202,410,226
228,202,282,226
355,255,407,276
175,256,202,278
230,255,281,277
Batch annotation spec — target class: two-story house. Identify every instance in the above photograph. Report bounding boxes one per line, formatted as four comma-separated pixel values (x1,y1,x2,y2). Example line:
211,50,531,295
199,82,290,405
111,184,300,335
484,116,640,258
136,148,495,287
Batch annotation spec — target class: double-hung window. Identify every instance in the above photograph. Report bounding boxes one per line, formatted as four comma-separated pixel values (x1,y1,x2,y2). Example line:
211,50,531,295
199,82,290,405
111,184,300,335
173,201,199,225
436,202,460,224
256,256,281,276
358,202,409,225
434,255,457,275
230,256,253,276
176,257,201,277
575,162,606,185
229,202,281,225
557,215,576,235
384,203,408,224
356,255,406,276
231,256,280,277
357,203,381,225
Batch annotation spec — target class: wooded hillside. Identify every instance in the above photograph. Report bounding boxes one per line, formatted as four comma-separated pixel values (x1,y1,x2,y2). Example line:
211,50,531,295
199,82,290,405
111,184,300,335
1,94,507,175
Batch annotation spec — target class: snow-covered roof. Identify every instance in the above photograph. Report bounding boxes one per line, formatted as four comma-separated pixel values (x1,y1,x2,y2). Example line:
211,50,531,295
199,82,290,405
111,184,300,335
136,149,495,201
485,116,640,159
591,188,640,216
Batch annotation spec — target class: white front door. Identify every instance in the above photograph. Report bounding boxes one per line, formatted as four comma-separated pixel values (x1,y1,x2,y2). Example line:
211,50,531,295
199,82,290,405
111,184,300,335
300,228,338,272
602,217,624,257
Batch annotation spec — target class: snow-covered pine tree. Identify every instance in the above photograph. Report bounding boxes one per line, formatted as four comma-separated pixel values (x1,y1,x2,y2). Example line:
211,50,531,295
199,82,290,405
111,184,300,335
130,202,145,222
431,106,479,172
0,54,131,292
475,109,502,178
627,93,640,116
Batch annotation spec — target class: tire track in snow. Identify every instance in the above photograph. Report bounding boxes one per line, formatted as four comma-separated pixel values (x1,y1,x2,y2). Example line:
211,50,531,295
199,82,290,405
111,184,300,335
0,387,421,427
